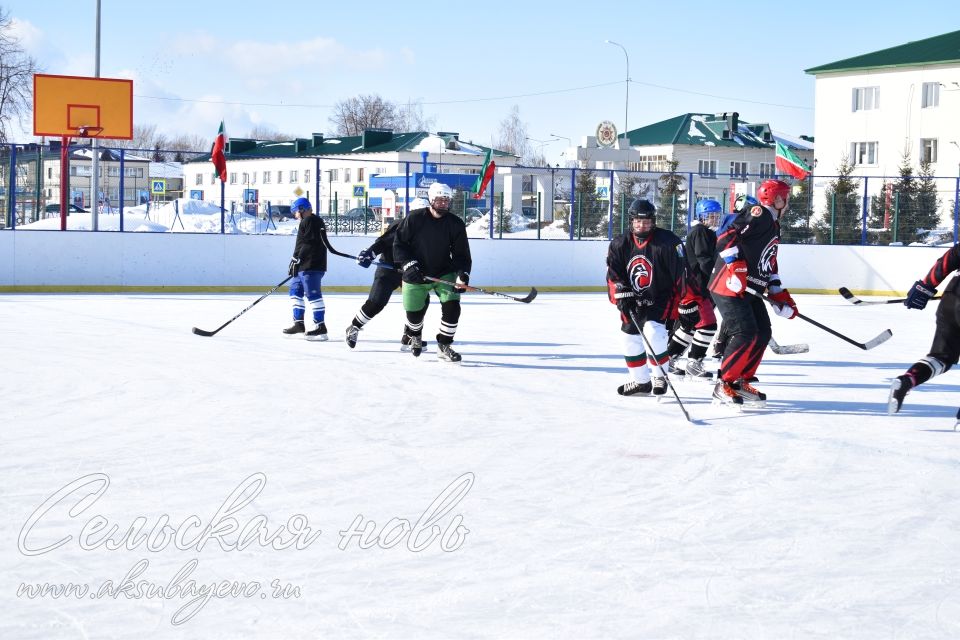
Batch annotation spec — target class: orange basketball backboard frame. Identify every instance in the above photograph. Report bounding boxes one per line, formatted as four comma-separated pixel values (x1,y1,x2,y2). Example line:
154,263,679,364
33,74,133,139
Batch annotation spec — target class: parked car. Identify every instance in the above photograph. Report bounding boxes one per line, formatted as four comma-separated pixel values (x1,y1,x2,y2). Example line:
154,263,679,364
341,206,379,221
464,207,487,223
266,204,292,219
44,203,87,215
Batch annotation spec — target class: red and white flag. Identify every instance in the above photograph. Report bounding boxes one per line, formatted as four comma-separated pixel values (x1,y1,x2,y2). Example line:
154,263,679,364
211,121,228,182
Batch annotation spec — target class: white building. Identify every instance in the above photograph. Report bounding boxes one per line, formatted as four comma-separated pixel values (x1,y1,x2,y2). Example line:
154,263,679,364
805,29,960,217
184,130,516,217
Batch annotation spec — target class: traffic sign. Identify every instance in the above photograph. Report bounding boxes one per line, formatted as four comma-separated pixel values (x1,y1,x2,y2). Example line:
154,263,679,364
353,184,365,197
151,179,166,195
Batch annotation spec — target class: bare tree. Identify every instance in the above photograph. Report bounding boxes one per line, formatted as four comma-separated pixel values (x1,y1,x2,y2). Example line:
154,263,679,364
492,105,530,162
0,8,39,143
246,124,295,141
328,94,398,136
395,99,436,133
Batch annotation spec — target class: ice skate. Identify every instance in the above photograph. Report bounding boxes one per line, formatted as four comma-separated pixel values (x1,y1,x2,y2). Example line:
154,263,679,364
652,376,668,396
345,324,359,348
305,323,328,341
732,379,766,408
400,333,428,353
283,320,305,335
712,380,743,407
408,335,423,358
888,375,912,414
685,357,713,381
617,380,652,396
667,357,685,376
437,342,462,363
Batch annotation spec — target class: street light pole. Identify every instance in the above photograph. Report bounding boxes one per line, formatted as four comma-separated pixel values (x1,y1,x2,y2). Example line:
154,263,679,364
605,40,629,143
91,0,102,230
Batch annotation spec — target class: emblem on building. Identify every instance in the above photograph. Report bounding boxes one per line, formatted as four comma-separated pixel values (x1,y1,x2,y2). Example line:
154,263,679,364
596,120,618,148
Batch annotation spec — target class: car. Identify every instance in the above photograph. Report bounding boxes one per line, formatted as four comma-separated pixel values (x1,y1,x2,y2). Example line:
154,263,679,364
267,204,292,219
521,206,538,220
341,206,379,221
464,207,487,223
44,203,87,214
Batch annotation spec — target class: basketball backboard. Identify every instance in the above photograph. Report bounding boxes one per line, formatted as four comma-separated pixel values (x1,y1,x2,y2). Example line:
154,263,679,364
33,74,133,139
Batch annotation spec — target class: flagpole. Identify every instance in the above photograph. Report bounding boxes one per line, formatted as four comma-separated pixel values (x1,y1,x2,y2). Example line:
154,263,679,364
220,179,225,234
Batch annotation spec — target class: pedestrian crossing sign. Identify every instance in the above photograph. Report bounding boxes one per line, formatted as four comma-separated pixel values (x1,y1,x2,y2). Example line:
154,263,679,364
151,179,166,195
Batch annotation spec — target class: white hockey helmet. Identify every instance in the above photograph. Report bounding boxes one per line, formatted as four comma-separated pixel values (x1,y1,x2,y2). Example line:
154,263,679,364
428,182,453,213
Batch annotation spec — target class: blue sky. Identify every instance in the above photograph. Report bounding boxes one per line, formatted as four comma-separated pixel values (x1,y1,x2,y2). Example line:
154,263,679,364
7,1,957,164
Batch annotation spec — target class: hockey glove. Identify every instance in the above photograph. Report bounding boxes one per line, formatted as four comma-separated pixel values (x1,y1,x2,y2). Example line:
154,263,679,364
724,259,749,296
402,261,426,284
905,280,936,310
288,256,301,276
454,271,470,292
613,283,637,315
678,299,700,331
356,248,375,268
769,289,798,319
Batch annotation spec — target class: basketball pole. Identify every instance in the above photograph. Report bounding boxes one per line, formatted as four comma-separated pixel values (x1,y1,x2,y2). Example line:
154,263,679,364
60,136,69,231
91,0,102,231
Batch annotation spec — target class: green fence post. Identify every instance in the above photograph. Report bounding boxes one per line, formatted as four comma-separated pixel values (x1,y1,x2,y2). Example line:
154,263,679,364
333,193,338,235
536,191,541,240
893,191,899,244
498,191,504,240
830,192,836,245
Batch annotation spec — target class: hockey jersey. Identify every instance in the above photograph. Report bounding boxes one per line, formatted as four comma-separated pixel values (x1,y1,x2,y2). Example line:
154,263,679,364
292,214,328,272
708,203,781,298
393,209,472,277
685,222,717,295
920,243,960,293
606,228,685,322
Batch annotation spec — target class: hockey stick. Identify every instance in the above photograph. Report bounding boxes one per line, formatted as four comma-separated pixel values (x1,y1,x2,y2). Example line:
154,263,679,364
192,275,293,337
750,289,892,351
767,337,809,355
323,235,538,303
629,311,695,424
838,286,942,306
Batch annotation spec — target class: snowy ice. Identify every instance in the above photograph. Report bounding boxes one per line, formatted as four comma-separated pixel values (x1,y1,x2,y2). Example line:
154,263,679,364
2,291,959,638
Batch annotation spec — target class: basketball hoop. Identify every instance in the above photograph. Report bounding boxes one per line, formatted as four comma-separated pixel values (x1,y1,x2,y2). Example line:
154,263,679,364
76,126,104,138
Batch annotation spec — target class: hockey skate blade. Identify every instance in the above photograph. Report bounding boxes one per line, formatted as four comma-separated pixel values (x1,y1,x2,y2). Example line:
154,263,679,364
305,334,329,342
887,379,904,415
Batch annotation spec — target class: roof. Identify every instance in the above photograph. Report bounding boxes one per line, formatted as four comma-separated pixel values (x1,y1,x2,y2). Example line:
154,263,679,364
185,131,514,163
804,29,960,74
622,113,806,150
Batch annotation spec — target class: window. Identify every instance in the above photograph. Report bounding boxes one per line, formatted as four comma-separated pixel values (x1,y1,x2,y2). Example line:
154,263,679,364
229,173,237,185
850,142,878,165
290,170,298,183
304,169,311,183
357,168,364,181
922,82,940,108
277,171,283,184
852,86,879,111
124,167,143,178
729,161,748,179
698,160,717,178
107,167,120,177
195,173,203,186
344,168,352,183
329,169,339,182
48,167,53,179
251,172,256,185
759,162,776,179
263,171,271,184
211,173,217,185
242,173,249,185
630,154,668,172
920,138,938,164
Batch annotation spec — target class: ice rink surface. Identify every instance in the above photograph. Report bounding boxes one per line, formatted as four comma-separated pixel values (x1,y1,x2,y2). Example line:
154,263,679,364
2,291,959,639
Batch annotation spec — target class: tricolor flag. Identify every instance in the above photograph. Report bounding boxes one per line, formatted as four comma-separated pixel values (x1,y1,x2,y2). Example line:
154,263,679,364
471,149,496,198
211,121,228,182
775,141,811,180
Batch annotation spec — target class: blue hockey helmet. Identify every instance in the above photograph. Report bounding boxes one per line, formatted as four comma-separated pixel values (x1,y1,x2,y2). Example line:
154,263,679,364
733,194,758,213
695,199,722,221
291,197,312,214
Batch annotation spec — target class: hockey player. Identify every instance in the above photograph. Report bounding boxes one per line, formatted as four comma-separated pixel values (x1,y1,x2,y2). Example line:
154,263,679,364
710,195,758,359
708,180,797,406
607,198,685,396
345,198,430,350
393,182,472,362
284,197,329,341
888,242,960,412
668,198,720,379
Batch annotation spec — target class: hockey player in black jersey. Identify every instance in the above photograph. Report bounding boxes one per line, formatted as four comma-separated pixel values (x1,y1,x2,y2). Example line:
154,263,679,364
345,198,430,350
708,180,798,406
607,198,685,396
668,198,720,379
283,197,329,341
888,243,960,413
393,183,472,362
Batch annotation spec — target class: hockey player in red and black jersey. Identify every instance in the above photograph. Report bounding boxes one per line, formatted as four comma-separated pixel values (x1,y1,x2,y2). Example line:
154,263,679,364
888,243,960,413
606,198,686,396
667,198,721,379
707,179,798,407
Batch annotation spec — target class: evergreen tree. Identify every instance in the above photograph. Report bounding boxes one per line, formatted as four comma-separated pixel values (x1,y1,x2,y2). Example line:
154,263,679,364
891,151,920,244
780,176,815,244
573,166,604,238
613,171,654,237
915,159,943,244
657,157,687,234
814,156,861,245
867,184,893,245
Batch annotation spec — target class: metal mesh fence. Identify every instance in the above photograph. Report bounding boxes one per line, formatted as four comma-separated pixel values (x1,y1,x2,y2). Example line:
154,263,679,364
2,141,958,244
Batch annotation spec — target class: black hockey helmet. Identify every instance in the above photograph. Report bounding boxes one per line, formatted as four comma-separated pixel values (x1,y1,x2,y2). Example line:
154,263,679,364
628,198,656,221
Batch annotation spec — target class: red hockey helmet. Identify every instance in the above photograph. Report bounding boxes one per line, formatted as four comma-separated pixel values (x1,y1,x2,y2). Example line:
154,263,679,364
757,179,791,207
